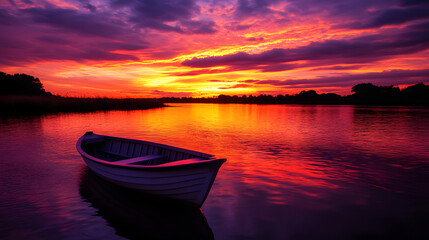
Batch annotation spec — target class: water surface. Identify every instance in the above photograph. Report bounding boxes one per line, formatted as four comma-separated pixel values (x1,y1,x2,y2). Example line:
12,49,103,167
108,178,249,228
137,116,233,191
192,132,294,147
0,104,428,239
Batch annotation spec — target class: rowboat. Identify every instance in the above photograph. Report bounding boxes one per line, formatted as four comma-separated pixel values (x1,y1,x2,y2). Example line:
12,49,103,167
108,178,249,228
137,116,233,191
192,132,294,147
76,132,226,208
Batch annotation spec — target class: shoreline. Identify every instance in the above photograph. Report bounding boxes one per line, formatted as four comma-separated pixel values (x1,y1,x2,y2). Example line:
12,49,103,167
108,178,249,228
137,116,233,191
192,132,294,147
0,95,165,116
1,95,428,117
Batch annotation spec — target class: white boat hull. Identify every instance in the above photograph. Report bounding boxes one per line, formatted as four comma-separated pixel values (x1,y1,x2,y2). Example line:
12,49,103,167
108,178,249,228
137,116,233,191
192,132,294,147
77,132,226,207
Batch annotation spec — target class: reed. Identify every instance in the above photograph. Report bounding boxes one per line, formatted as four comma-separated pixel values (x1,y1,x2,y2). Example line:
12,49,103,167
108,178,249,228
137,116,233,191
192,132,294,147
0,95,165,116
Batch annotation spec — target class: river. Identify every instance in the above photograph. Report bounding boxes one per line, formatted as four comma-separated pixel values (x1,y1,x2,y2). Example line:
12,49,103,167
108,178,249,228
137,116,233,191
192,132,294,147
0,104,428,239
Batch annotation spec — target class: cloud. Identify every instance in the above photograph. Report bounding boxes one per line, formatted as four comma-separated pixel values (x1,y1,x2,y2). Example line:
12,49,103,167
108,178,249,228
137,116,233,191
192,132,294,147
21,7,129,38
234,0,280,19
108,0,220,34
400,0,429,7
0,5,149,65
246,37,264,41
284,0,391,18
219,83,252,89
245,69,429,88
6,0,16,7
170,68,229,76
313,65,367,71
0,8,20,25
225,22,253,31
182,21,429,72
151,90,193,98
36,36,71,45
78,0,97,12
113,0,207,33
180,19,218,34
98,42,148,51
344,6,429,29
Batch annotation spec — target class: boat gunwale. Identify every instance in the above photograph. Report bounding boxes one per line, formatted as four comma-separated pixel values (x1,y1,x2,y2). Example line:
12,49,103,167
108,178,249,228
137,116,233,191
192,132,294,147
76,134,226,170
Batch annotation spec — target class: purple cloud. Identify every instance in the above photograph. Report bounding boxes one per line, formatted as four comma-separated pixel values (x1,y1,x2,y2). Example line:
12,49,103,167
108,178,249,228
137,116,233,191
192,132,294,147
170,68,229,76
0,4,150,65
36,36,71,45
113,0,214,33
400,0,429,7
225,22,253,31
21,7,129,38
219,83,252,89
245,69,429,88
344,6,429,29
234,0,280,19
78,0,97,12
182,21,429,72
180,19,218,34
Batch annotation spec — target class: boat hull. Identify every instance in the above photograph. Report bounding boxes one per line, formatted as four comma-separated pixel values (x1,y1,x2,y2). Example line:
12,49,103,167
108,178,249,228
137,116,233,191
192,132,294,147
77,133,225,207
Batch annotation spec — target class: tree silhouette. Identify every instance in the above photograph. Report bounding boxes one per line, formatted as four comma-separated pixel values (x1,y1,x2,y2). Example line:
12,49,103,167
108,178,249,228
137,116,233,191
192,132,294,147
401,83,429,105
0,72,52,96
351,83,400,105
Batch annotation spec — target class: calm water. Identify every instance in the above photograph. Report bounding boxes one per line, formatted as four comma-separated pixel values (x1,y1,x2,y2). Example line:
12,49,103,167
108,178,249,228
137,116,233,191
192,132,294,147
0,104,428,240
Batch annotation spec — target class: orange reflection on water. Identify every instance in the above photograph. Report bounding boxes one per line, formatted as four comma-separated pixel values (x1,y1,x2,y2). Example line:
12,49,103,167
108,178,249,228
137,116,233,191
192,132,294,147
36,104,429,208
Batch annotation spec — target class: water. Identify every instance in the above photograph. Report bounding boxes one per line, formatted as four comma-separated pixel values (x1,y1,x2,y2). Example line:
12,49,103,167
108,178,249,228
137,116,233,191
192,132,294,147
0,104,428,239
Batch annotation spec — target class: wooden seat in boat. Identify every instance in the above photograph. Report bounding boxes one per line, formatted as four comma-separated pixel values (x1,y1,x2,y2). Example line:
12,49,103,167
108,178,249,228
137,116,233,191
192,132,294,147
157,158,204,167
115,154,164,165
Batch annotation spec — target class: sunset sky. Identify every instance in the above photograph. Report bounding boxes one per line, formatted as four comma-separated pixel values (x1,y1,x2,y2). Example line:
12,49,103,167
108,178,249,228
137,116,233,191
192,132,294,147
1,0,428,97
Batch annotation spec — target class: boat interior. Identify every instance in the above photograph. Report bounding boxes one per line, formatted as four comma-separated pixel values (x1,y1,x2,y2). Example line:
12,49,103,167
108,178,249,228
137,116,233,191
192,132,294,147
82,134,213,166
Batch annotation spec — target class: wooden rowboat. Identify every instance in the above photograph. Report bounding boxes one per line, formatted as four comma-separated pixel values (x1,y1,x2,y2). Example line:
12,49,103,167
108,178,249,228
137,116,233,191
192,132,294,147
76,132,226,208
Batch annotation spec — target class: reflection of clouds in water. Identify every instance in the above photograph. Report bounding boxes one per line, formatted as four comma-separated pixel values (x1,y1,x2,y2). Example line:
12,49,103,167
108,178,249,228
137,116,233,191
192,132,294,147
1,104,428,239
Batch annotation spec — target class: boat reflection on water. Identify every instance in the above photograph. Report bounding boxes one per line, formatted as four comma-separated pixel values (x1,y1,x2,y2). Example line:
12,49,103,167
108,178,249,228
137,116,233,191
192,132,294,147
79,167,214,240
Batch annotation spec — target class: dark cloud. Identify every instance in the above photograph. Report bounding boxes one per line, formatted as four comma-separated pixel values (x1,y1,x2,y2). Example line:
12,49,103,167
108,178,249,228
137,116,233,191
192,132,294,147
225,22,253,31
0,40,139,65
7,0,16,7
368,7,429,28
21,7,128,38
109,0,219,34
219,83,252,89
241,79,260,83
0,9,17,25
151,90,193,98
170,68,229,76
78,49,138,61
245,69,429,88
313,65,367,71
400,0,429,7
182,22,429,72
98,42,148,51
0,5,150,65
284,0,390,18
115,0,203,33
78,0,97,12
208,79,234,82
129,0,199,22
345,7,429,29
246,37,264,41
234,0,280,19
180,19,218,34
36,36,71,45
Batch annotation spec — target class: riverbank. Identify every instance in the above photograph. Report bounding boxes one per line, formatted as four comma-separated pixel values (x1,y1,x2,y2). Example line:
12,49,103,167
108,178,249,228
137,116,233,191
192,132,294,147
0,95,165,116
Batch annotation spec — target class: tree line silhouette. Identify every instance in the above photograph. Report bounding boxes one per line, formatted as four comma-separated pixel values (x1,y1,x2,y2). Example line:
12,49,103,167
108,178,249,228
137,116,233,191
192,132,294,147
161,83,429,106
1,72,428,106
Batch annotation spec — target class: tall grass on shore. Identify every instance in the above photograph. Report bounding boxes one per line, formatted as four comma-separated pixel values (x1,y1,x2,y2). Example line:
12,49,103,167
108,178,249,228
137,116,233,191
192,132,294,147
0,95,165,116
